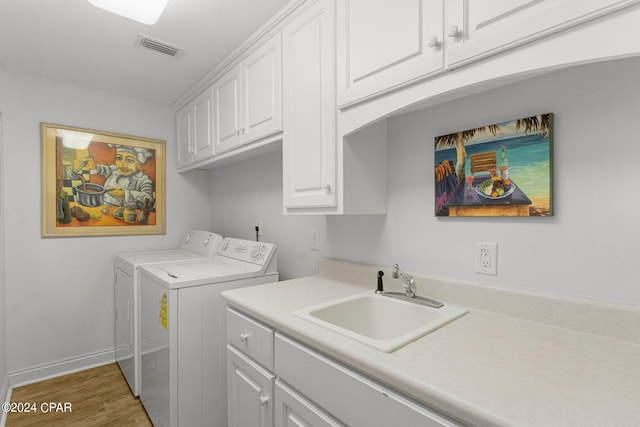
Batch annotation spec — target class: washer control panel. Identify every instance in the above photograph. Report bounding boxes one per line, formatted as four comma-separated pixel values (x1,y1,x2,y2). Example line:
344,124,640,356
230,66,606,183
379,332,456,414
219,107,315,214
218,238,276,267
179,230,224,257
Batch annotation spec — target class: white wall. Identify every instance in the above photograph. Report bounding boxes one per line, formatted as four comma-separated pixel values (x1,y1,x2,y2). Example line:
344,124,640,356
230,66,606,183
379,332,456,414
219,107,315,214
1,72,211,380
209,151,324,280
210,57,640,306
327,57,640,305
0,68,9,413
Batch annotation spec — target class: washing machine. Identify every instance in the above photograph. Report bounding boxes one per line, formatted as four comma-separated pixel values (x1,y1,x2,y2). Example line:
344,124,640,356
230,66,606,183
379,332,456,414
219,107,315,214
138,237,278,427
114,230,224,396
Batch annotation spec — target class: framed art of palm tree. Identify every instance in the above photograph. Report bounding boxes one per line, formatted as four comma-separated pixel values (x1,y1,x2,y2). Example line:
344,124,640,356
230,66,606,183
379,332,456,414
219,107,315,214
434,113,553,217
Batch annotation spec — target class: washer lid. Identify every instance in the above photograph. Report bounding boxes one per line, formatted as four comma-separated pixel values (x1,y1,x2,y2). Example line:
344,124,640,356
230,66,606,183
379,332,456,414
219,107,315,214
116,249,203,268
156,258,260,281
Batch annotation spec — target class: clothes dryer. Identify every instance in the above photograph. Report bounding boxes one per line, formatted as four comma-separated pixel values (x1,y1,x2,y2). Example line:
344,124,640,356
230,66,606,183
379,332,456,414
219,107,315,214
138,237,277,427
114,230,224,396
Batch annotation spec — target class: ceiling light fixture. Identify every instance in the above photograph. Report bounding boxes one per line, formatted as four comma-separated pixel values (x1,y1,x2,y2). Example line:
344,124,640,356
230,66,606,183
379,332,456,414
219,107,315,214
88,0,171,25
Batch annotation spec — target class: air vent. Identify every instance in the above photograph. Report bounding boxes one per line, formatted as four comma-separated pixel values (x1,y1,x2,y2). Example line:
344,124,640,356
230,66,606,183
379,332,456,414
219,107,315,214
136,34,185,57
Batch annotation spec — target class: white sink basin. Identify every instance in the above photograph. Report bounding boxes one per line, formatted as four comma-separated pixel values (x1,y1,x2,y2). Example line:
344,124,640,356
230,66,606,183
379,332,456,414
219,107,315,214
293,292,468,352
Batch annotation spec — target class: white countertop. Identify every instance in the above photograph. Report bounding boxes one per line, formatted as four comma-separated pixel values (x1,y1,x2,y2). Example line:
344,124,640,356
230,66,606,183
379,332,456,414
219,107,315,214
222,259,640,426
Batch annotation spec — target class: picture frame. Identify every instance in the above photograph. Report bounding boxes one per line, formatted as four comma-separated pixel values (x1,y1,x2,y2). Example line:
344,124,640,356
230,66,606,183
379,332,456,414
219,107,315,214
41,123,166,237
434,113,553,217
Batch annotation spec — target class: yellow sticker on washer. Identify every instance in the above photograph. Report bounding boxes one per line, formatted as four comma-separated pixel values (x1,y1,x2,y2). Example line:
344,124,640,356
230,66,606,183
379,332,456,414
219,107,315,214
159,292,168,330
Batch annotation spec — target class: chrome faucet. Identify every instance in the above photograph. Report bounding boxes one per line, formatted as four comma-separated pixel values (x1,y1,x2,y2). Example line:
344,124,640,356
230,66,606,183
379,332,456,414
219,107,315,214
392,264,416,298
388,264,443,308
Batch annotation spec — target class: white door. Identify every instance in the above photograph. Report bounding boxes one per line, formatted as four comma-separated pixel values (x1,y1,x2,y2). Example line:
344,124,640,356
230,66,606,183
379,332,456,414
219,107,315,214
282,0,336,209
336,0,444,106
242,33,283,144
214,65,243,153
275,380,343,427
177,285,227,427
227,345,274,427
176,104,192,169
445,0,640,67
139,277,174,427
192,87,215,163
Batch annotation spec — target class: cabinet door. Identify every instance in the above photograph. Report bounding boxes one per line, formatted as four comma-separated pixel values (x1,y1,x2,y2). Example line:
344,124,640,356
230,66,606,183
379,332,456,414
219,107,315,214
176,104,193,169
214,65,243,154
282,0,336,209
275,380,343,427
242,33,283,144
192,87,215,163
228,345,274,427
445,0,640,68
336,0,444,107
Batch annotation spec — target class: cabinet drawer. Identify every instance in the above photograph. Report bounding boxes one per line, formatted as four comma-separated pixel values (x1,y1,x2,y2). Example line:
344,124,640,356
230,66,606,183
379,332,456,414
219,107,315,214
275,334,461,427
227,307,274,370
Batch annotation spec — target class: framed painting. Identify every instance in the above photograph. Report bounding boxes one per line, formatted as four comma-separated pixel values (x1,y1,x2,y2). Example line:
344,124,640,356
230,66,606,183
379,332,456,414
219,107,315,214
434,113,553,217
41,123,166,237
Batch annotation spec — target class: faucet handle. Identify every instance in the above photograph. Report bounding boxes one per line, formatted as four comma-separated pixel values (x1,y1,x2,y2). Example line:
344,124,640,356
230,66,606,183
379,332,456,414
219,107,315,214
392,264,399,278
393,264,416,298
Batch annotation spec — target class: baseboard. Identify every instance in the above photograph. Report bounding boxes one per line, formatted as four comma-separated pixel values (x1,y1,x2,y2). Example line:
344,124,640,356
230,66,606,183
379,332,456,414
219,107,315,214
0,374,10,427
8,349,115,388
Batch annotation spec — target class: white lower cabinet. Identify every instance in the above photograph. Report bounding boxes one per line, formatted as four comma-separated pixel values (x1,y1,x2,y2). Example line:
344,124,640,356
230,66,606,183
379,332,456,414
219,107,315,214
275,380,343,427
227,344,275,427
275,334,461,427
226,306,463,427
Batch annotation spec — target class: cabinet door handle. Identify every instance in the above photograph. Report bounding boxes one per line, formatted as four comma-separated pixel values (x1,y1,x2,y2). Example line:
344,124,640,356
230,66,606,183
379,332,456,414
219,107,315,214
447,25,460,38
427,36,439,47
239,332,250,342
259,394,270,406
322,184,331,193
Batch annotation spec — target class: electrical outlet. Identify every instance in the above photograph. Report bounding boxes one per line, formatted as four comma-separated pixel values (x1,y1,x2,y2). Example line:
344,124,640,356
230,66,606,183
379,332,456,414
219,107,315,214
475,242,498,275
311,231,320,251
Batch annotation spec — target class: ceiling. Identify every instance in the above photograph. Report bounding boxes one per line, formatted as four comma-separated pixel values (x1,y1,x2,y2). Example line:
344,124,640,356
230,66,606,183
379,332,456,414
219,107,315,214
0,0,290,106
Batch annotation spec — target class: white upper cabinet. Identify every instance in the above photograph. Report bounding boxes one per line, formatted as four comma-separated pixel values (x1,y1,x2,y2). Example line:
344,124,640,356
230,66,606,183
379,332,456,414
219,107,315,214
176,86,214,169
335,0,640,111
192,87,215,163
214,34,283,154
445,0,640,68
176,104,193,169
213,65,242,153
282,0,336,210
243,34,283,144
337,0,444,107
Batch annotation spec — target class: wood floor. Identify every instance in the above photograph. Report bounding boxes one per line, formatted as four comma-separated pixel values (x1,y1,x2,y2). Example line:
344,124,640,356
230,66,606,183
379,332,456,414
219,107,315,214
6,363,152,427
